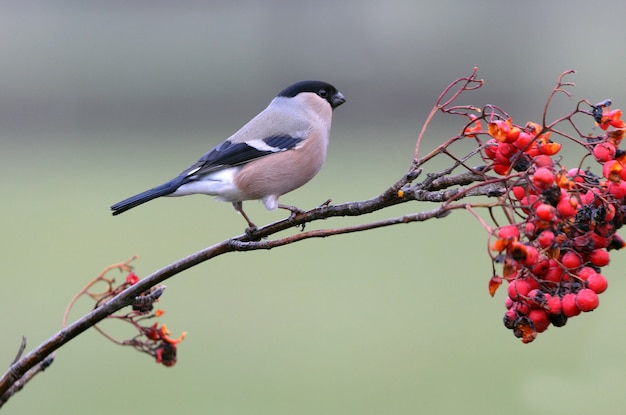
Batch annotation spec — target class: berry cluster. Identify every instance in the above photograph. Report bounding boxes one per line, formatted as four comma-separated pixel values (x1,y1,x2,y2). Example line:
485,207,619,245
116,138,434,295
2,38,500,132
473,102,626,342
64,257,186,366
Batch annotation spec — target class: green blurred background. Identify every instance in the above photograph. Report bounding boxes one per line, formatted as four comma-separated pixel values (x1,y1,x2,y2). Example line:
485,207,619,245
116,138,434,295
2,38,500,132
3,1,626,414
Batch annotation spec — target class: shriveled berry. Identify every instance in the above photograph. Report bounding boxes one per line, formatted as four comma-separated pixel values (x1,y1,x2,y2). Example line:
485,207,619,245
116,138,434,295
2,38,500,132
503,309,519,329
549,312,568,327
538,140,561,156
513,301,531,315
575,289,599,312
509,242,539,266
602,160,623,182
488,275,502,297
608,234,625,250
588,231,609,249
527,289,546,308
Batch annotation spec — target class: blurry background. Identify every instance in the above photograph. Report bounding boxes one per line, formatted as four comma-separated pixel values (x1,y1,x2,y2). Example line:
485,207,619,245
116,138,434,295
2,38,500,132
3,1,626,414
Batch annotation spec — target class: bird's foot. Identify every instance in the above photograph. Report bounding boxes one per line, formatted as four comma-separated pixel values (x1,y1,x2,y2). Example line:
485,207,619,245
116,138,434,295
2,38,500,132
278,204,306,231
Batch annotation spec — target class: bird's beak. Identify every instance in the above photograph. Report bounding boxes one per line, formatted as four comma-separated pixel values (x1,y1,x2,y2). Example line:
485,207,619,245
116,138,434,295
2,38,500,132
331,92,346,109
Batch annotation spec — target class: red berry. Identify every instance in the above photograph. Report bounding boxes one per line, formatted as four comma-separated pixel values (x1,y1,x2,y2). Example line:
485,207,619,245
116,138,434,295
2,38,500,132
126,273,140,285
508,279,531,301
561,251,582,270
513,132,534,150
588,249,610,267
556,195,579,219
587,273,608,294
583,188,602,205
524,222,536,237
543,260,565,284
605,204,617,223
493,162,511,176
497,142,516,158
513,301,531,315
567,168,585,183
532,167,555,190
532,258,551,276
608,181,626,199
498,225,520,240
544,294,562,315
537,230,555,248
521,195,540,213
575,289,599,312
577,266,597,281
535,203,556,221
520,245,539,266
561,293,581,317
528,309,550,333
512,186,527,201
593,142,616,162
484,139,498,159
533,155,554,168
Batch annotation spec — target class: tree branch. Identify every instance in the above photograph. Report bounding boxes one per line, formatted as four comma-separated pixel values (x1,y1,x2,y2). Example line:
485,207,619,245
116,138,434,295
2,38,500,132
0,163,502,402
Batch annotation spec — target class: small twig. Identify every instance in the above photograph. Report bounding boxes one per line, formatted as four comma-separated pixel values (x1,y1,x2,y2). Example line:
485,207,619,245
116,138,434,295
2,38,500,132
62,255,138,327
414,67,483,160
11,337,27,365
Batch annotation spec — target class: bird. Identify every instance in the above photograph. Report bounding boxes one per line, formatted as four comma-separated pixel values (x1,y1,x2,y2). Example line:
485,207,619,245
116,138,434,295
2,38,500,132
110,80,345,228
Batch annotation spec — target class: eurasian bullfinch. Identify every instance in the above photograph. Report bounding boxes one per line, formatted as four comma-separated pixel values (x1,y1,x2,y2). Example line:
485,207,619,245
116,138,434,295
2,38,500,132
110,80,345,228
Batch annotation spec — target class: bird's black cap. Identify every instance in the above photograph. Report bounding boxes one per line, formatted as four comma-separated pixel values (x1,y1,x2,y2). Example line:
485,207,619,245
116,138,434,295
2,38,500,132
277,80,345,109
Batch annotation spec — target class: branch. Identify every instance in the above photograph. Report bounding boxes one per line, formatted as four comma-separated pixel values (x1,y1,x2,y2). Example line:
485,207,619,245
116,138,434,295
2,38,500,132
0,165,501,401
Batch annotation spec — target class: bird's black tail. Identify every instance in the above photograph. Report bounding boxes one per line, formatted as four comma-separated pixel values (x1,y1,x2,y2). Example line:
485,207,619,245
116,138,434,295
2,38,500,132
111,177,185,215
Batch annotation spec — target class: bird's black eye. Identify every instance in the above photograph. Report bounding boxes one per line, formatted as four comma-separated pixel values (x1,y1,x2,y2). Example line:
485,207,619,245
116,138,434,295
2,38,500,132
318,89,328,98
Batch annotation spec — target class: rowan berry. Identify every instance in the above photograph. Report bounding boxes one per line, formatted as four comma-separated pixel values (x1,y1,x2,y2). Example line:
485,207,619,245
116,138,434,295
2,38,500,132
528,309,550,333
532,167,555,190
588,249,610,267
575,289,599,312
586,273,608,294
561,293,581,317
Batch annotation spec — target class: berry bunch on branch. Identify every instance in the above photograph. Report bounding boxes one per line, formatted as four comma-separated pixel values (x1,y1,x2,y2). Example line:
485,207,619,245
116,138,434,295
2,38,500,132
1,68,623,406
472,71,626,343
